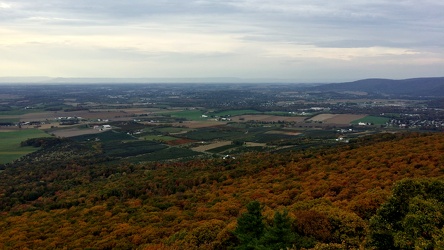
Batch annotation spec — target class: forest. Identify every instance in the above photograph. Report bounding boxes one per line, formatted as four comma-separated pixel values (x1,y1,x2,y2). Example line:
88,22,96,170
0,132,444,249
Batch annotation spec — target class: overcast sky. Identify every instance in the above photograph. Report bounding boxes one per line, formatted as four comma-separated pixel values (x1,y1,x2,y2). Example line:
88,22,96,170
1,0,443,82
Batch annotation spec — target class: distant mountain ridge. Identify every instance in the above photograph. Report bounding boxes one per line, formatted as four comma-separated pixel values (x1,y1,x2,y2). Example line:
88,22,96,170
311,77,444,97
1,76,443,96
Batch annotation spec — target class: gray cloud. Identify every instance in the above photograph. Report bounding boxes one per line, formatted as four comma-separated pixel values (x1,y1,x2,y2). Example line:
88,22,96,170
0,0,443,81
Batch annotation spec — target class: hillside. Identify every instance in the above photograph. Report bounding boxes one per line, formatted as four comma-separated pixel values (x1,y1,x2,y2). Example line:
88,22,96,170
310,77,444,97
0,132,444,249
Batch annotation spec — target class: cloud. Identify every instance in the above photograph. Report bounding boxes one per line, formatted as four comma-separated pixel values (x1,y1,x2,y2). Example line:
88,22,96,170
0,0,443,80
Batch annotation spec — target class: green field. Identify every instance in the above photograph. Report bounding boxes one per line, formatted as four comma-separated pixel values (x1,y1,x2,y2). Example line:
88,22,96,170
0,109,45,116
212,109,261,117
0,129,51,164
351,116,390,125
168,110,207,121
0,118,20,123
165,109,262,121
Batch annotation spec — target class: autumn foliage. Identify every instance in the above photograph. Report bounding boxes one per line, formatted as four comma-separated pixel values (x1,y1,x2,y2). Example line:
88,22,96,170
0,132,443,249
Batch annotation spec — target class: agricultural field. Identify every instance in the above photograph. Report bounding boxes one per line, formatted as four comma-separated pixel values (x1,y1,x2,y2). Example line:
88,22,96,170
183,127,247,141
0,129,51,164
351,115,390,125
139,135,177,142
171,120,227,129
231,115,306,123
47,126,104,137
323,114,367,124
102,141,168,158
308,113,337,122
154,127,190,134
309,114,367,124
70,130,136,142
129,147,202,162
0,83,441,166
211,109,261,117
191,140,232,152
166,109,207,121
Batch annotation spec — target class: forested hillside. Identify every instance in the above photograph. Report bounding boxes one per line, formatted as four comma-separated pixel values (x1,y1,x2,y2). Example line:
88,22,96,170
1,132,444,249
311,77,444,97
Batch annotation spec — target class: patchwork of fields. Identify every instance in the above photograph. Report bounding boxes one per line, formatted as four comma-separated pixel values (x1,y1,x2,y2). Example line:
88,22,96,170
0,107,391,164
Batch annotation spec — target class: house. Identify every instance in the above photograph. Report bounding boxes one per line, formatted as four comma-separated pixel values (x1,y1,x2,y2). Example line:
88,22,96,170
223,155,235,160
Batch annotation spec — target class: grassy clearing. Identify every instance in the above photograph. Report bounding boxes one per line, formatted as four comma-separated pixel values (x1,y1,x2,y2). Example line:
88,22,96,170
0,129,50,164
351,116,390,125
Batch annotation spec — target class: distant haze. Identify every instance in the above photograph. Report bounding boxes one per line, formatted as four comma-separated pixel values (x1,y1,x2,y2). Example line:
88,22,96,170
0,77,319,84
0,1,443,82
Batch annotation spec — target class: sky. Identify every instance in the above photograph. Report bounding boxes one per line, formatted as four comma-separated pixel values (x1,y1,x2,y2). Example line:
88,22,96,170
0,0,443,82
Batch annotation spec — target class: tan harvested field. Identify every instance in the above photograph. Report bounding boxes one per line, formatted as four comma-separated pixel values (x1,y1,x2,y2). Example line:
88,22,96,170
0,110,137,122
191,141,232,152
309,114,337,122
324,114,367,124
232,115,306,123
309,114,367,124
49,127,104,138
245,142,267,147
0,127,21,132
90,108,162,115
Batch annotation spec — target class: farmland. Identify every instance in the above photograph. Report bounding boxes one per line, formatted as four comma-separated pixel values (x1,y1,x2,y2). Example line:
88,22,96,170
0,129,50,163
0,83,443,164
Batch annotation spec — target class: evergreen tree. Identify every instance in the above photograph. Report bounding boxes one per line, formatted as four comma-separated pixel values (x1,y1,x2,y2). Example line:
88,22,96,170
234,201,265,250
261,210,298,250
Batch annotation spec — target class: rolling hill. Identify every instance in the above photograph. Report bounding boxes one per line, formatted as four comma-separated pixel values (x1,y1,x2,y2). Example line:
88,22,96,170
310,77,444,97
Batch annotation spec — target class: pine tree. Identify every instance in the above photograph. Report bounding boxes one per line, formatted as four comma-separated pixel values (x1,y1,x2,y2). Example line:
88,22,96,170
261,210,298,250
234,201,265,250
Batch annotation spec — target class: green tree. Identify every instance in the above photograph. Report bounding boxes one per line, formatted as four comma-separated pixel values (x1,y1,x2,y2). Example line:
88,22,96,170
261,210,298,250
369,179,444,249
234,201,265,250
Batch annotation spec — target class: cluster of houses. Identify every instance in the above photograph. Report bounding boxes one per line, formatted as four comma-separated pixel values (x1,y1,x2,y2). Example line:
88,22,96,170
93,125,112,131
57,116,82,125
